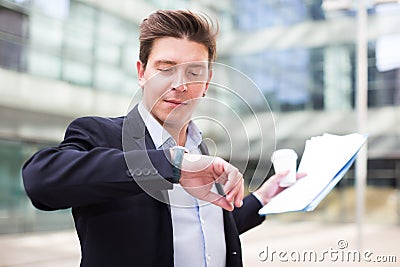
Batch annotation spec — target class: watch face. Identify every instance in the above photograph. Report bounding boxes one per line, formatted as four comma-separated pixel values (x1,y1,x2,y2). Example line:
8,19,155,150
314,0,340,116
174,146,189,153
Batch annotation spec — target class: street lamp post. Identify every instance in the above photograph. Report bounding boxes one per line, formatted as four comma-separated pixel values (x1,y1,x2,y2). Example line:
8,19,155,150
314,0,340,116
355,0,368,250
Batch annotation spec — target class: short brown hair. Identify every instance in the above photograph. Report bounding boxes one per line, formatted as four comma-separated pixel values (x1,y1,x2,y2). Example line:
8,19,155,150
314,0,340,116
139,10,219,69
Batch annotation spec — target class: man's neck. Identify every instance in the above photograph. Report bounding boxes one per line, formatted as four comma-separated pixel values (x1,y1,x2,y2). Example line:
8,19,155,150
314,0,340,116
164,123,189,146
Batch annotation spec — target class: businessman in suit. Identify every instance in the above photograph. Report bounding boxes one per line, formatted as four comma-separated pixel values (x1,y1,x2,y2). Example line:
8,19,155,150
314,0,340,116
22,10,300,267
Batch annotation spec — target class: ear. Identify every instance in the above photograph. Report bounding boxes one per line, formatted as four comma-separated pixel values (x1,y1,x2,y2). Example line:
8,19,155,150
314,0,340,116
137,60,145,88
203,69,213,95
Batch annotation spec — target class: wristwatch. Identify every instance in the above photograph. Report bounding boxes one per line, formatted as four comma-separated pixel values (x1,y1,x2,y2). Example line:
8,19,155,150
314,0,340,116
171,146,187,183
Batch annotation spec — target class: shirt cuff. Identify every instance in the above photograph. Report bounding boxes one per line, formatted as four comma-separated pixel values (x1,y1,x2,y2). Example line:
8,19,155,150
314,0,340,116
252,192,265,206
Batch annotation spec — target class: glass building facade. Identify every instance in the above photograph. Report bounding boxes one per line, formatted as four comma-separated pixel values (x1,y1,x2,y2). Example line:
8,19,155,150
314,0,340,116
0,0,138,93
0,0,399,233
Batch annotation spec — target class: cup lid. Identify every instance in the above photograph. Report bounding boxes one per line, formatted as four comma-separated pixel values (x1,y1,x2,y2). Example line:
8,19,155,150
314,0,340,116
271,149,298,162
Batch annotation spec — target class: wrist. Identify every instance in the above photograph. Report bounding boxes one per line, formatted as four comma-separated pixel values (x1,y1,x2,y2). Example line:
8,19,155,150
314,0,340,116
253,191,267,206
170,146,187,183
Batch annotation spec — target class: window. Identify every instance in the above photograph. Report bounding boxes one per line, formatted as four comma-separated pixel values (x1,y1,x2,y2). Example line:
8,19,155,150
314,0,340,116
0,7,28,71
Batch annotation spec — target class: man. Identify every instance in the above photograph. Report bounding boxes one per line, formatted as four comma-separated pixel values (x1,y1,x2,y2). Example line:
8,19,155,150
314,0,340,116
22,10,300,267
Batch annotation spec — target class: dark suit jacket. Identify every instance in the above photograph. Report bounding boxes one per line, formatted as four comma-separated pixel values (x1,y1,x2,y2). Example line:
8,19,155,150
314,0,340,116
22,105,265,267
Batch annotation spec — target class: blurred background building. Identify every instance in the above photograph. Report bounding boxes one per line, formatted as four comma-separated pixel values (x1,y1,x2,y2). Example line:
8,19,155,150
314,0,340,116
0,0,399,234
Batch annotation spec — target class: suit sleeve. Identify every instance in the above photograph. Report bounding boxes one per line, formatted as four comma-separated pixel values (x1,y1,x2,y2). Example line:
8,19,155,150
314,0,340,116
232,193,265,235
22,117,174,211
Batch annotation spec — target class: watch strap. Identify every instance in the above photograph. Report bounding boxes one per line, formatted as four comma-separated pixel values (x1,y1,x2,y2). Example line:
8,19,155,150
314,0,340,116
171,146,187,183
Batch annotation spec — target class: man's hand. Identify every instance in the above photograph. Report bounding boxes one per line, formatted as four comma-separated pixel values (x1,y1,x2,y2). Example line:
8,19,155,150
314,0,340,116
178,153,244,211
253,170,307,206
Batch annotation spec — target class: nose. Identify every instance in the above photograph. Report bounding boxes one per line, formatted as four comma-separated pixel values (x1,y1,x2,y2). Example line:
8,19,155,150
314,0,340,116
171,70,188,92
173,83,188,92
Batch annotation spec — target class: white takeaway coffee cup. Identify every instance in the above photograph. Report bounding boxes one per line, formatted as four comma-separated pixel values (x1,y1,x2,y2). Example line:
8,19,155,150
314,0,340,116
271,149,298,187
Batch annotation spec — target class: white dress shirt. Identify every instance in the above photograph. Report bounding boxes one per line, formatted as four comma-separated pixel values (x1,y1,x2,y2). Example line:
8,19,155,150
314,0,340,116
138,102,226,267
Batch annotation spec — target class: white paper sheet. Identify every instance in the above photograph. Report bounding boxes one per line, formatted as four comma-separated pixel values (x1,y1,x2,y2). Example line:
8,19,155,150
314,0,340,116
259,133,367,215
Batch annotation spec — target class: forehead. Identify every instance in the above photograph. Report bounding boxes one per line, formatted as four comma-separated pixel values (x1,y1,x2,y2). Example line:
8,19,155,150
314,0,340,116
148,37,209,65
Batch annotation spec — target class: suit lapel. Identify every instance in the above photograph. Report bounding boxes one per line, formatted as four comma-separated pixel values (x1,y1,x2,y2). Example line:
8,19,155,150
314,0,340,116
123,105,147,151
124,105,172,210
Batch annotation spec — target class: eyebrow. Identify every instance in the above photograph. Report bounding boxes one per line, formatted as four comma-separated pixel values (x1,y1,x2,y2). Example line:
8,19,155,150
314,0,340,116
154,60,208,68
187,63,207,68
154,60,177,67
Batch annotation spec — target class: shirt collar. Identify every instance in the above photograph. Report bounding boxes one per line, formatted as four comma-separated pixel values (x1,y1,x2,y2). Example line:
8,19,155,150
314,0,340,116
186,120,202,150
138,102,171,149
137,102,202,150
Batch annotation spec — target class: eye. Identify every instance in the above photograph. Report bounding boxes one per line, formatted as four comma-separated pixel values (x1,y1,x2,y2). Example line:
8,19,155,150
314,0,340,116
157,65,176,74
158,67,172,72
186,67,206,79
187,70,200,77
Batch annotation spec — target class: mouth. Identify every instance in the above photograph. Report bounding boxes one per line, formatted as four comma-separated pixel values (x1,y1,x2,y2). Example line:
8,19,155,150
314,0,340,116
164,99,188,107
